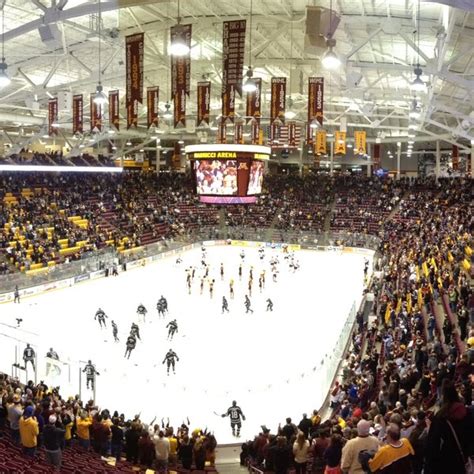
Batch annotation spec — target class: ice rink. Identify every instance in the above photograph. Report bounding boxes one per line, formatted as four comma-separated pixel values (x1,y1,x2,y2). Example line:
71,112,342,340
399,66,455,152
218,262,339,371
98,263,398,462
0,244,370,444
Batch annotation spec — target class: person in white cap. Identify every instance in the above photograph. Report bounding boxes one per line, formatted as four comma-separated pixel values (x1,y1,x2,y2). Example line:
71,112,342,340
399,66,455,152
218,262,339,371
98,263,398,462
341,419,379,474
43,414,65,471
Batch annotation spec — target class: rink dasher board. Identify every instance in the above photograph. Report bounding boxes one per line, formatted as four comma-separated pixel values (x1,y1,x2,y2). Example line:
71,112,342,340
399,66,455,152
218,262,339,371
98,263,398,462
0,240,373,304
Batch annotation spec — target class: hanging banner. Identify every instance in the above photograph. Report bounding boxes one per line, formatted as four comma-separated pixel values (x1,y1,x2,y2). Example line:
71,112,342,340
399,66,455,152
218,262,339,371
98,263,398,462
147,86,159,129
172,142,181,170
373,143,381,170
197,81,210,126
90,94,102,133
171,24,191,128
126,33,144,129
308,77,324,129
270,77,286,124
288,122,297,147
452,145,459,171
251,120,260,145
306,124,314,145
354,131,367,155
72,95,83,135
315,130,327,155
234,121,244,144
108,90,119,131
246,77,261,124
48,98,58,136
334,131,346,155
217,120,227,144
222,20,246,121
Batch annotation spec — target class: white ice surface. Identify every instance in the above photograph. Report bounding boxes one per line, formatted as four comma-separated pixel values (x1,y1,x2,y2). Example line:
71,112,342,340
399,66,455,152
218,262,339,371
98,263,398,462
0,245,369,444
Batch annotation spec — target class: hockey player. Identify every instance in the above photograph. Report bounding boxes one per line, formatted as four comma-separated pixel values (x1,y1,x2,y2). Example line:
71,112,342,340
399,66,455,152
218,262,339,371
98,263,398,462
166,319,178,340
244,295,254,314
159,296,168,313
136,303,148,322
162,349,179,375
175,256,182,265
222,296,229,314
130,322,141,341
249,267,253,280
186,275,192,294
248,278,253,297
14,285,20,304
46,347,60,376
258,246,265,260
95,308,108,328
229,279,235,299
124,334,137,359
111,320,119,342
200,278,204,295
23,344,36,371
238,264,242,280
260,270,266,288
221,401,245,437
82,360,100,390
156,300,165,318
16,318,23,328
258,277,263,293
266,298,274,312
209,279,215,298
240,250,245,261
220,263,224,281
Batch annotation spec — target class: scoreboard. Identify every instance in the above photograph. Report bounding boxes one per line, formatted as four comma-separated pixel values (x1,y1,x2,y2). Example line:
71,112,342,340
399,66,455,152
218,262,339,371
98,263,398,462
185,144,270,204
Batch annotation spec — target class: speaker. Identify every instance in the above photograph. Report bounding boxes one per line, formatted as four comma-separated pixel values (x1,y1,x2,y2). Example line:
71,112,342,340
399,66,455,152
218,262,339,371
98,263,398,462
304,6,341,53
38,24,62,48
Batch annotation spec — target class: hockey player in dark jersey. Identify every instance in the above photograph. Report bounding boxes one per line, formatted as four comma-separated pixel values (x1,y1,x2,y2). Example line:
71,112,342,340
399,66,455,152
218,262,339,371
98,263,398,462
82,360,100,390
130,323,141,340
221,401,245,437
240,250,245,261
46,348,60,376
222,296,229,314
162,349,179,375
166,320,178,340
156,300,165,318
220,263,224,280
124,334,137,359
158,296,168,313
266,298,274,312
136,304,147,322
95,308,107,328
238,264,242,280
111,320,119,342
244,295,253,314
23,344,36,371
14,285,20,303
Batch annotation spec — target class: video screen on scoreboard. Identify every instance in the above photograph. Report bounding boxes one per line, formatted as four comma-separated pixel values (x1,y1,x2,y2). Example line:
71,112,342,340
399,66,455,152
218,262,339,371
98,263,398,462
194,160,238,195
247,161,264,195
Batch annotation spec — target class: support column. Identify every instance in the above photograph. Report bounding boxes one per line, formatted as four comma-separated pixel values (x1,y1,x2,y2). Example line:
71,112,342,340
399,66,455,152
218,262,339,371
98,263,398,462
396,142,401,180
299,139,304,177
330,140,334,176
471,141,474,179
435,140,441,180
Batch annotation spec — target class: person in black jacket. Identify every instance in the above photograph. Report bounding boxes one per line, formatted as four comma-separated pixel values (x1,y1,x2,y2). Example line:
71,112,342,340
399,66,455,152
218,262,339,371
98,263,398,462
424,380,474,474
125,421,141,464
271,436,291,474
178,435,193,470
298,413,312,439
111,418,124,462
43,415,65,471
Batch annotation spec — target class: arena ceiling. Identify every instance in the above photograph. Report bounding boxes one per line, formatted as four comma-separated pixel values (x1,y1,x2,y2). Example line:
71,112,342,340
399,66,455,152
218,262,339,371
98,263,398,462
0,0,473,152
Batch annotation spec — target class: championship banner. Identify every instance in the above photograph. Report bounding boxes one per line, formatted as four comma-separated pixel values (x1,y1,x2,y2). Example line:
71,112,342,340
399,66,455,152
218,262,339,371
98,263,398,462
373,143,381,170
315,130,327,155
246,77,261,124
217,120,227,144
147,86,159,129
270,77,286,124
171,24,191,128
452,145,459,171
197,81,210,126
72,95,83,135
334,131,346,155
307,77,324,140
108,90,119,131
288,122,297,147
354,131,367,155
222,20,246,121
251,120,260,145
234,121,244,144
48,98,58,136
90,93,102,132
126,33,144,129
306,124,314,145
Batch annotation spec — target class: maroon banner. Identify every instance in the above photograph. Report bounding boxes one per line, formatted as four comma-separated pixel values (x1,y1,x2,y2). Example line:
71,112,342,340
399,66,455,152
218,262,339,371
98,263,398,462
108,90,119,131
288,122,297,147
246,77,261,124
126,33,144,129
171,24,191,128
48,98,58,136
306,124,314,145
90,93,102,133
147,86,159,129
197,81,211,126
72,95,83,135
217,120,227,144
308,77,324,129
251,121,260,145
270,77,286,125
222,84,236,123
452,145,459,171
373,143,381,170
234,121,244,144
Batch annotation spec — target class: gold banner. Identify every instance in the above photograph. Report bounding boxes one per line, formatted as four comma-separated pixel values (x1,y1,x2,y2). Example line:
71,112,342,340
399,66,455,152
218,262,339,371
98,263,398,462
335,131,346,155
315,130,327,155
354,131,366,155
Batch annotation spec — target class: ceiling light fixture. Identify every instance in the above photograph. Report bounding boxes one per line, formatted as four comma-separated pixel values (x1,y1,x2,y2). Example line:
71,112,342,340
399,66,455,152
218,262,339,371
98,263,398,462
243,0,258,93
410,0,426,93
321,0,340,70
163,102,173,120
0,2,11,89
169,0,190,56
93,0,108,106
